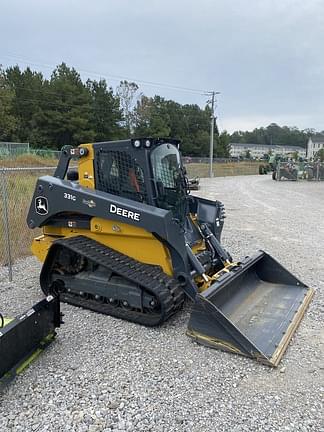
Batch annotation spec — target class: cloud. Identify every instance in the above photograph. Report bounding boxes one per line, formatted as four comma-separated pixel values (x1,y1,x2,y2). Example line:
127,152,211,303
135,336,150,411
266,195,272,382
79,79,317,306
1,0,324,131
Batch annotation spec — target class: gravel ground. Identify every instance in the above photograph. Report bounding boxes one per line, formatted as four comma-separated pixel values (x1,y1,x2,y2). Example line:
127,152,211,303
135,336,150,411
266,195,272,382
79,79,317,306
0,175,323,432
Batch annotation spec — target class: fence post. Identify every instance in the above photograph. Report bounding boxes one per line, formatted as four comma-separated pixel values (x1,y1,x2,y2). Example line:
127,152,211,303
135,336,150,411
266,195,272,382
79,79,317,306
0,169,13,281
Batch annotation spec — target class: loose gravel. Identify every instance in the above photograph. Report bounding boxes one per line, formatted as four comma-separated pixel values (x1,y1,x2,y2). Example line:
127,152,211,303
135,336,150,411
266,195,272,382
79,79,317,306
0,175,323,432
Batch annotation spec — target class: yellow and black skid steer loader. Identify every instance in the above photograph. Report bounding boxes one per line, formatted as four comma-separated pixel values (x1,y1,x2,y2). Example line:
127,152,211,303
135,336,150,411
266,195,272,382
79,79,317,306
26,138,314,366
0,296,60,385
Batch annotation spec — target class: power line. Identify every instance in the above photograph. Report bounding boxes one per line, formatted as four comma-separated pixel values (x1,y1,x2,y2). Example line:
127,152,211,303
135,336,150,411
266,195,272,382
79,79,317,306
0,89,213,119
0,81,117,101
0,93,120,115
0,53,223,141
0,63,215,114
0,79,207,107
1,53,209,95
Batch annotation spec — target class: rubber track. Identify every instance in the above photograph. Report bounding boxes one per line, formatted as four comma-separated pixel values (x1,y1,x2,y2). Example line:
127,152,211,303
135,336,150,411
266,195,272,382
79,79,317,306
45,236,184,326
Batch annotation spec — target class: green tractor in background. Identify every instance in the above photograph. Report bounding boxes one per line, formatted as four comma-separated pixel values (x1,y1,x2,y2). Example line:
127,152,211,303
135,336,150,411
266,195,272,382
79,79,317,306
258,154,271,175
271,155,324,181
259,149,324,181
270,155,298,181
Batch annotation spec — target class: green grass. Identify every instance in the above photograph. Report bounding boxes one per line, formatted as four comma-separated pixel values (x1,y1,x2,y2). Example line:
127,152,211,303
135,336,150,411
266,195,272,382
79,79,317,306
185,161,261,178
0,153,58,168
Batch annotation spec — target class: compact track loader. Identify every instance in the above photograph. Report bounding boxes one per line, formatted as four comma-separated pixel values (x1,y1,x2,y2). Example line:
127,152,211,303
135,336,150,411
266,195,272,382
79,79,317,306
0,296,60,385
27,138,313,366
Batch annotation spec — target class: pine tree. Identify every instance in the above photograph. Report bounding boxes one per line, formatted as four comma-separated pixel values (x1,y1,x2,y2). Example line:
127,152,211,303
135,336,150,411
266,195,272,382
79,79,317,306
0,70,19,141
87,79,123,141
42,63,95,148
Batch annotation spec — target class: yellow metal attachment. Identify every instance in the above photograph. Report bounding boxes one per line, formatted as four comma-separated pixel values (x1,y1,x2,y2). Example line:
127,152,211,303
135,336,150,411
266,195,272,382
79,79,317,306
78,143,95,189
2,318,13,327
198,261,240,292
209,261,239,281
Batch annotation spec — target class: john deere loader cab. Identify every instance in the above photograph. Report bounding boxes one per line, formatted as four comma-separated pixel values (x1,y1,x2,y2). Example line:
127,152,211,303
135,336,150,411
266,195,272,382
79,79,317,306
27,138,313,366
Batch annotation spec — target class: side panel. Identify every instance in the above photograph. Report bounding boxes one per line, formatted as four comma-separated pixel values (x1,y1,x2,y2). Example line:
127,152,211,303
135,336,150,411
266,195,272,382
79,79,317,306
32,217,174,276
27,176,180,240
189,196,225,241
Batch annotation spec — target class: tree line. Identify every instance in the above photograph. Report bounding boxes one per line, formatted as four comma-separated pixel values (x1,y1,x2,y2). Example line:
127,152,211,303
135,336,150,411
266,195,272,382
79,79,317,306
231,123,321,148
0,63,320,156
0,63,230,156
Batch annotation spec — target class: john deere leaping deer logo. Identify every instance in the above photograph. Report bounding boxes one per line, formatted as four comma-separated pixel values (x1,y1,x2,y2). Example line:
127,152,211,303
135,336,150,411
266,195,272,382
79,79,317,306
35,196,48,215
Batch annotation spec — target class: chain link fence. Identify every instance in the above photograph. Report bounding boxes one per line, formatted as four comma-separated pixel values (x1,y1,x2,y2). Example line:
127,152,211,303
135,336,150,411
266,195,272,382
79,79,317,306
0,167,55,281
0,142,61,161
0,142,30,157
183,157,240,164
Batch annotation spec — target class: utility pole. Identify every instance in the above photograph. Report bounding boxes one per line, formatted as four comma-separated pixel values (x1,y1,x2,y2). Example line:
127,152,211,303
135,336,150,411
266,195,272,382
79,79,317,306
207,91,220,177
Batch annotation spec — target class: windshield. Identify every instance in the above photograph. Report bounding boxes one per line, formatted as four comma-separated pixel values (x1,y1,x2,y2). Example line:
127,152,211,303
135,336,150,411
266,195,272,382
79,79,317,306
151,143,187,222
151,143,181,188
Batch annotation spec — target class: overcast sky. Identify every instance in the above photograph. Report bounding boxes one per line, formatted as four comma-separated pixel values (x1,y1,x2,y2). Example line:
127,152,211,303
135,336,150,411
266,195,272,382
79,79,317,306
1,0,324,132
